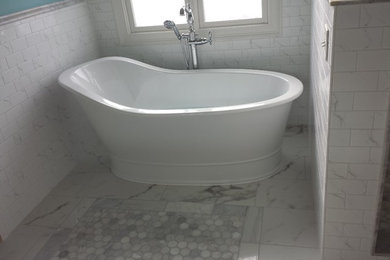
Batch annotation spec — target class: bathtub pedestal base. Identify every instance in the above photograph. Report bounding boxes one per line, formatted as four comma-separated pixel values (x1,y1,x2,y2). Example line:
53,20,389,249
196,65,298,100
111,151,282,185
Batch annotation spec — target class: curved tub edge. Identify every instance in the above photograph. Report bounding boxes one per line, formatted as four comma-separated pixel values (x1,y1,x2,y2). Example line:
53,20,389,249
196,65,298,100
111,150,282,185
59,56,303,116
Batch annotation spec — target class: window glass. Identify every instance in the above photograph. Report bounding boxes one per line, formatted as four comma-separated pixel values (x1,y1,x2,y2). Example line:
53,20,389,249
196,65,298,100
202,0,262,22
130,0,186,27
111,0,278,43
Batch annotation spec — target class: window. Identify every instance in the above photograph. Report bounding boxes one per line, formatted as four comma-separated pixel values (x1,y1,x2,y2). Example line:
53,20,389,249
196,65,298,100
112,0,280,44
130,0,187,29
201,0,263,24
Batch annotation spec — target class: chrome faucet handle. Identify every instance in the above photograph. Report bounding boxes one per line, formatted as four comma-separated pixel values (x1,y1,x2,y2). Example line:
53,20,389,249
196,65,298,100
208,31,213,45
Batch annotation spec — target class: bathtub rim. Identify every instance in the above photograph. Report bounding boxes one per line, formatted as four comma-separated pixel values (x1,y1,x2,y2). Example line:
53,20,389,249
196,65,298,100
58,56,303,115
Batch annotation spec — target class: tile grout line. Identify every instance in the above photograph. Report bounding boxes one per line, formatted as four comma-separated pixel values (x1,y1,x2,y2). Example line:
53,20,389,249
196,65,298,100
258,206,265,247
22,227,58,260
258,243,320,250
257,206,266,259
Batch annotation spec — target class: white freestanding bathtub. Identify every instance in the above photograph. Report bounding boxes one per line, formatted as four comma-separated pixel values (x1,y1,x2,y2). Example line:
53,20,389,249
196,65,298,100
59,57,303,185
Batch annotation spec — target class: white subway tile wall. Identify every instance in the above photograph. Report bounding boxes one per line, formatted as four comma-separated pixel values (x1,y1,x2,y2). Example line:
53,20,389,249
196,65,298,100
0,2,101,238
324,3,390,260
86,0,312,126
310,0,335,257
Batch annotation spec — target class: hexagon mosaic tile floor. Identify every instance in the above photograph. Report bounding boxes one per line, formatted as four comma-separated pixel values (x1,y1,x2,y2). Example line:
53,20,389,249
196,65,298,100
0,126,320,260
36,202,244,260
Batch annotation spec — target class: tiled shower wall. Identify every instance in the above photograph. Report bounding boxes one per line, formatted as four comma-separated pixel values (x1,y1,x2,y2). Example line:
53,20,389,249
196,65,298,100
309,0,334,256
324,3,390,260
86,0,312,126
0,2,103,239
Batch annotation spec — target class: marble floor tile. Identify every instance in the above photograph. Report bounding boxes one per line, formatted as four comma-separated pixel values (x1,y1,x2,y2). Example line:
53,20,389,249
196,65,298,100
61,198,96,228
213,204,248,217
272,156,307,180
78,172,166,200
261,208,318,248
22,234,55,260
283,136,308,152
256,179,314,209
223,196,257,206
166,202,214,214
89,198,125,209
238,243,259,260
283,125,309,147
242,207,263,243
121,199,167,211
90,198,167,211
217,183,258,206
282,149,309,162
258,245,320,260
47,170,102,198
162,183,258,206
126,184,167,200
22,196,81,228
161,185,220,203
32,228,72,260
0,225,55,260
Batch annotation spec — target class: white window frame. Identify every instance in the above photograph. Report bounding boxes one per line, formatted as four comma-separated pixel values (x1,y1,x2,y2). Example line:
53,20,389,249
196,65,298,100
111,0,280,45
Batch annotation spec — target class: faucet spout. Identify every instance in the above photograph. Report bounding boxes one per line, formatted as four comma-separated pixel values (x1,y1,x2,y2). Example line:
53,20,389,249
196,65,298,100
164,5,213,69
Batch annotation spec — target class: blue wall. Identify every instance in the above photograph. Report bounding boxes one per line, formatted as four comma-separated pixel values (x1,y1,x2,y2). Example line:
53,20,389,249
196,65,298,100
0,0,64,16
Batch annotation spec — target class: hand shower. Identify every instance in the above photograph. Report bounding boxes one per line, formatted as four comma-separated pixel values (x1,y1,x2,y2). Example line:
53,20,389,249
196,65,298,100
164,20,190,69
163,20,182,40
